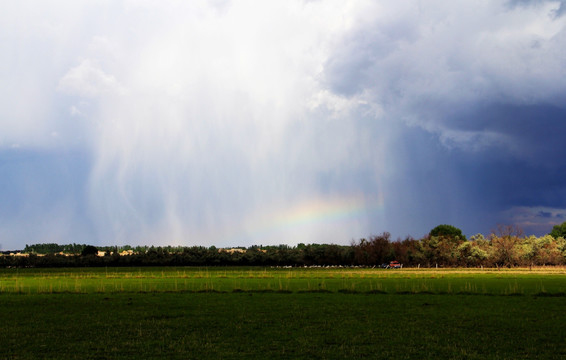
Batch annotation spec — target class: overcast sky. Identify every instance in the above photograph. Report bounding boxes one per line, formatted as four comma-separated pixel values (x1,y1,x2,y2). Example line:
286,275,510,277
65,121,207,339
1,0,566,250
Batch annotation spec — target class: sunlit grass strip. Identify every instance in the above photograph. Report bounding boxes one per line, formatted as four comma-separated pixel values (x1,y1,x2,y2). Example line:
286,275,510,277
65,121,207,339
1,267,566,295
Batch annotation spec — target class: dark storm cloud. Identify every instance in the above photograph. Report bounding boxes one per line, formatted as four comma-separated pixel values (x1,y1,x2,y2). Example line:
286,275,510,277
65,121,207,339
388,103,566,235
319,1,566,236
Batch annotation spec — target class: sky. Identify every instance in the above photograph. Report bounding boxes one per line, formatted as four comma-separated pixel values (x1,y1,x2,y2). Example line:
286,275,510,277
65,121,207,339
1,0,566,250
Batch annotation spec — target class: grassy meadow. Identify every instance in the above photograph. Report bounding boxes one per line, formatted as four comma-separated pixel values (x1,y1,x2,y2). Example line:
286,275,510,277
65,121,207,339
2,266,566,295
1,267,566,359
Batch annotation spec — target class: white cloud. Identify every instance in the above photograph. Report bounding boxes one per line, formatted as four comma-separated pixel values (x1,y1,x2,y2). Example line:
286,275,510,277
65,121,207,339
0,1,105,149
70,106,82,117
58,59,125,98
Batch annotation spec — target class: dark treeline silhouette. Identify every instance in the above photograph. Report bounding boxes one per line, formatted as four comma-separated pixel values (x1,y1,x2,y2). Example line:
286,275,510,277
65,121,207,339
3,223,566,268
0,244,354,268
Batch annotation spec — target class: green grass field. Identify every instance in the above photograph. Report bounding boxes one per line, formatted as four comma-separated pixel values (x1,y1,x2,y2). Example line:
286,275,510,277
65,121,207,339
2,267,566,295
1,267,566,359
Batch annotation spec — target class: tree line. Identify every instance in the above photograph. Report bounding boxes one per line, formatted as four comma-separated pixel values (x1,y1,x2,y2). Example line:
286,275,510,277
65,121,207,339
2,223,566,268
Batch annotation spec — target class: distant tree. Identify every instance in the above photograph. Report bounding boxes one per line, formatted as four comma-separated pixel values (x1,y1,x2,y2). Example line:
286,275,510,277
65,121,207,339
430,224,466,242
549,221,566,239
397,237,423,266
457,241,488,267
81,245,98,257
420,234,460,267
24,243,64,254
489,225,523,267
522,235,566,266
367,233,394,264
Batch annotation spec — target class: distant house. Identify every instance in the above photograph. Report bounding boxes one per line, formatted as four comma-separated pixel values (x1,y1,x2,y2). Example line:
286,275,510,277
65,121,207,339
218,248,267,254
218,248,247,254
10,253,29,257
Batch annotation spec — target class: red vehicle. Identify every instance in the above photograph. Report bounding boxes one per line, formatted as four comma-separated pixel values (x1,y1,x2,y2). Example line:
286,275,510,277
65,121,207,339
389,261,402,269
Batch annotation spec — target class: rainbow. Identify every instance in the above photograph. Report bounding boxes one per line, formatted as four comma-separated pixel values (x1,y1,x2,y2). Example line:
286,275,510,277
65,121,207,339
233,193,385,244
